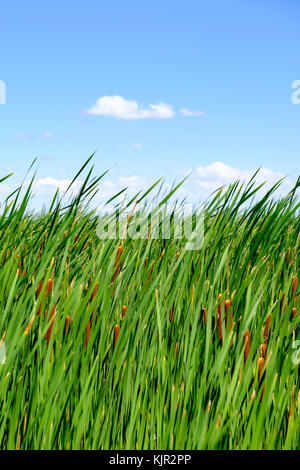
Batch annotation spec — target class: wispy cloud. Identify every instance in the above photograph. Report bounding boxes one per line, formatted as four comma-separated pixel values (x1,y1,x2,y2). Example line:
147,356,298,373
34,177,82,193
133,142,143,150
86,95,175,120
16,132,53,139
179,108,206,117
179,161,294,202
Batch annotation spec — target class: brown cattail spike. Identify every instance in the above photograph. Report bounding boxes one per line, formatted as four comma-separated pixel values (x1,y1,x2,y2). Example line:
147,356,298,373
46,305,56,347
291,307,297,320
122,305,127,318
114,325,120,347
114,246,123,269
91,282,99,301
258,357,265,378
225,299,233,331
45,279,53,300
280,293,286,313
244,329,250,364
202,308,207,325
85,320,91,351
36,280,43,300
260,343,267,359
292,275,298,298
64,315,70,338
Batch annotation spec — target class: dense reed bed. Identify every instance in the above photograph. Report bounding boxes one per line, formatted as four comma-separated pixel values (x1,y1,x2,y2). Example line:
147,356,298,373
0,158,299,449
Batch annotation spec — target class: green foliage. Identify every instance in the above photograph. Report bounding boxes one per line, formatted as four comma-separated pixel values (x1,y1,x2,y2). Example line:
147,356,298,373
0,158,299,449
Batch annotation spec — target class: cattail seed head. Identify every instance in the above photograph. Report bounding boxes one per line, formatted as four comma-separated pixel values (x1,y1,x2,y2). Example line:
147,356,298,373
122,305,127,318
64,315,70,337
114,246,123,269
45,279,53,300
46,305,56,347
91,282,99,301
36,280,43,300
225,299,233,331
244,329,250,364
85,320,91,351
292,275,298,298
260,343,267,359
114,325,120,347
202,308,207,325
258,357,265,380
280,293,286,313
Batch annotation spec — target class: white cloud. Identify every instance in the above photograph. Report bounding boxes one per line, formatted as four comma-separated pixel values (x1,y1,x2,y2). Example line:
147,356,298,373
86,95,175,120
43,132,53,139
178,161,295,203
133,142,143,150
180,108,206,117
16,132,53,139
119,175,147,188
194,161,285,184
35,177,82,193
195,161,246,182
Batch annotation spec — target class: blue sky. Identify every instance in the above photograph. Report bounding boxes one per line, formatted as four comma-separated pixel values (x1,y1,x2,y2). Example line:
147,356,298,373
0,0,299,206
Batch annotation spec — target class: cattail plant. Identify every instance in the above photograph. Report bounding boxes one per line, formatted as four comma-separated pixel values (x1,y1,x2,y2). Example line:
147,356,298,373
225,299,233,332
114,325,120,347
291,307,297,320
64,315,70,338
291,275,298,298
122,305,127,318
280,293,286,313
169,303,175,322
36,279,53,317
45,305,56,347
1,159,300,449
260,343,267,359
45,279,53,299
202,307,207,326
85,320,91,351
244,329,250,364
36,280,43,300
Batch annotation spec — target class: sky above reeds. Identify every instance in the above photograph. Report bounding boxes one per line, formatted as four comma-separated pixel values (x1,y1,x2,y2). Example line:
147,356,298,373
0,0,299,207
